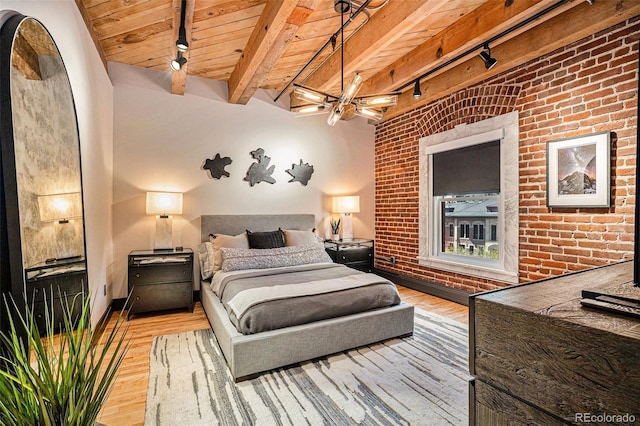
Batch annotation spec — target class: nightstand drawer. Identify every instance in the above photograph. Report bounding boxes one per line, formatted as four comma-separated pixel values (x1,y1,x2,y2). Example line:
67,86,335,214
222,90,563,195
27,273,85,302
337,247,372,263
129,263,192,285
128,282,193,314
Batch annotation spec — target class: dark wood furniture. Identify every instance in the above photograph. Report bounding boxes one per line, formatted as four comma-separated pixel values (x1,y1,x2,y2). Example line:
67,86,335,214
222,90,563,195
325,238,374,272
469,260,640,425
25,257,87,334
127,249,194,319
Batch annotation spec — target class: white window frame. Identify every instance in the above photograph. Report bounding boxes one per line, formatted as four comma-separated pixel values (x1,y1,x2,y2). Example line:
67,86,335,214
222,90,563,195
418,112,519,284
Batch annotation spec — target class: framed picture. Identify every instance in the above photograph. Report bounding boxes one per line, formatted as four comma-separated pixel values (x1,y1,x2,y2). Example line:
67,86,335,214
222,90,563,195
546,131,610,208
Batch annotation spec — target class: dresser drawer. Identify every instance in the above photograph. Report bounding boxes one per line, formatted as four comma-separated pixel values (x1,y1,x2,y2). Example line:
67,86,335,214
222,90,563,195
32,293,84,333
27,273,86,302
129,263,192,285
128,282,193,316
338,247,372,263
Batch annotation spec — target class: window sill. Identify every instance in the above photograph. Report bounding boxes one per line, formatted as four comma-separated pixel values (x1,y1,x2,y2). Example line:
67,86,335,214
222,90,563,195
417,256,518,284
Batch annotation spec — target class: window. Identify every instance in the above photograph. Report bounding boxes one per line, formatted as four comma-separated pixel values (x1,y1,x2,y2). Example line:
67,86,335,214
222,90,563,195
418,112,519,284
460,223,469,238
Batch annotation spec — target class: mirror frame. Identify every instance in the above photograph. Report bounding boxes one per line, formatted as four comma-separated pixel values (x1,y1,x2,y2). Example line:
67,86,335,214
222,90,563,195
0,12,88,332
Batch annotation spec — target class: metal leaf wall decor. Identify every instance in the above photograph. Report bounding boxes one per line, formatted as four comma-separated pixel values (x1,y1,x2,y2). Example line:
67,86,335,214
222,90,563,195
203,153,232,179
286,159,314,186
244,148,276,186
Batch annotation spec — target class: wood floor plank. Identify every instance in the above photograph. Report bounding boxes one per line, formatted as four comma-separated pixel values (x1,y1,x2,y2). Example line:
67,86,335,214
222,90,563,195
96,286,468,425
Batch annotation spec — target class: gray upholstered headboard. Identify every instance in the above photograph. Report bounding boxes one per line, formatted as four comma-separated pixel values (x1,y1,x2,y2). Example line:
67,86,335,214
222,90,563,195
200,214,315,242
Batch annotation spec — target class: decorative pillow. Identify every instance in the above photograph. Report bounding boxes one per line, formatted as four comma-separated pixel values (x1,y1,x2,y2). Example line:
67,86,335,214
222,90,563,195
211,233,250,272
221,243,332,272
246,229,285,249
197,242,215,280
283,229,319,247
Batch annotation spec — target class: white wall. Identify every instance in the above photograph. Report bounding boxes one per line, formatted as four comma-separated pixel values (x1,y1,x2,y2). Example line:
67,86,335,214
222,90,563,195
111,63,375,298
0,0,114,325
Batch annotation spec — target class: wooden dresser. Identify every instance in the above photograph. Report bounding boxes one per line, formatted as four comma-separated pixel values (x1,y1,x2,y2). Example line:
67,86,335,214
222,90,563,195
469,260,640,425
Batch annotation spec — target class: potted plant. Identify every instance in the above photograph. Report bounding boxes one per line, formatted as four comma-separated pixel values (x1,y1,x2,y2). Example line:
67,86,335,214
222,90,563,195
0,292,128,425
330,217,341,241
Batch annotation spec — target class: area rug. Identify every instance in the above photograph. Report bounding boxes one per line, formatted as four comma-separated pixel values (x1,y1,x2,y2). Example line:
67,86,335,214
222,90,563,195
144,309,469,425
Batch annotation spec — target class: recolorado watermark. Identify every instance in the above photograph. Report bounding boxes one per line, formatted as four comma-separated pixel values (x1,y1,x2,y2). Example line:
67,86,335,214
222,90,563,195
575,412,636,423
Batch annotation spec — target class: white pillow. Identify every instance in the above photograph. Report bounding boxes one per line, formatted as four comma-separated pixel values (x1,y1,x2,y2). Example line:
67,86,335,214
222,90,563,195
197,242,214,279
220,243,331,272
283,229,320,246
211,233,250,272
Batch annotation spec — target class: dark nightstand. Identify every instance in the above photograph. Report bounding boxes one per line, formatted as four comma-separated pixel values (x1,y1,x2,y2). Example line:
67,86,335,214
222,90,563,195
25,257,87,335
127,249,194,319
324,238,374,272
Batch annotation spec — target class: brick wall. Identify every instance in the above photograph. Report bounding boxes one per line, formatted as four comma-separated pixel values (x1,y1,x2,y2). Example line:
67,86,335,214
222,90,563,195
375,17,639,293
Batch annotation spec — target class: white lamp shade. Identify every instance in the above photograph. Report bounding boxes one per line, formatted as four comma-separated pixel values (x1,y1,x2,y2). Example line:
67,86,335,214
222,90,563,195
146,192,183,215
38,192,82,222
332,196,360,214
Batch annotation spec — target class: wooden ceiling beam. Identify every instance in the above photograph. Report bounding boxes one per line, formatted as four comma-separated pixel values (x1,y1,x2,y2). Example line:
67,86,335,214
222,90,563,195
382,0,640,121
302,0,450,94
171,0,195,96
74,0,108,72
361,0,565,96
227,0,320,105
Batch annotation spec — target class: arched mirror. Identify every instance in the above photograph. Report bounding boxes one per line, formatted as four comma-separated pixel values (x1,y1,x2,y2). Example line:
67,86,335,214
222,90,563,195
0,12,87,336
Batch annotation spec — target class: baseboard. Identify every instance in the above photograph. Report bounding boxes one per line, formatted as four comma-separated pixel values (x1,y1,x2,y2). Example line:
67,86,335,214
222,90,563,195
112,297,127,311
111,290,201,312
374,268,470,306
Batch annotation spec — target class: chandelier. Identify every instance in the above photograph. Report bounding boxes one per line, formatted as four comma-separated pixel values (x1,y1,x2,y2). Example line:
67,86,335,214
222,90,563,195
290,0,398,126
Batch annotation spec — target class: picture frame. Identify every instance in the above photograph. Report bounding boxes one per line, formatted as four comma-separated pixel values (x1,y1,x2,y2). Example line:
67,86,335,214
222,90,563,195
546,131,610,208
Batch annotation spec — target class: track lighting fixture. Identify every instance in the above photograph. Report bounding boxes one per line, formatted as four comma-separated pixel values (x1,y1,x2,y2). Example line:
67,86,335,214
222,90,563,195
175,0,189,52
412,79,422,99
479,43,497,70
171,52,187,71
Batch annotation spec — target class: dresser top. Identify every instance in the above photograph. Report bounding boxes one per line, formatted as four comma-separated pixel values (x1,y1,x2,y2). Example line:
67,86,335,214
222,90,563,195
472,260,640,340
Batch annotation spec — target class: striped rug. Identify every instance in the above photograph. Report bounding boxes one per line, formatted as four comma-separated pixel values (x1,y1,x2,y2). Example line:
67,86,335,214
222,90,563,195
144,309,469,425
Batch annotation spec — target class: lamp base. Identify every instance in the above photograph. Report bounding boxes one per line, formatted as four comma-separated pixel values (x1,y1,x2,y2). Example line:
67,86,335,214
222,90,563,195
341,213,353,240
155,216,173,250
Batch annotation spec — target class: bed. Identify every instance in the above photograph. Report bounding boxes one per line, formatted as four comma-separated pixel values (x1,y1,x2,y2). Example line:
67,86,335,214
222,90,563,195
198,214,414,381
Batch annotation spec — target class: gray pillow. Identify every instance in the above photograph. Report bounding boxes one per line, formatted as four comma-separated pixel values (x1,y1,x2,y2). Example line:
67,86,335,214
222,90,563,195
220,243,331,272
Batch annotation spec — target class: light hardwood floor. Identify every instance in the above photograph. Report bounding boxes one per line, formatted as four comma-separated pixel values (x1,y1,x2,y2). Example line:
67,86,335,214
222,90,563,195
96,286,469,425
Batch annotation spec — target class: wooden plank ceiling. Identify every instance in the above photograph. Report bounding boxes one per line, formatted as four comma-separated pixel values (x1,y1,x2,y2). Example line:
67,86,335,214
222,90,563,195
76,0,640,122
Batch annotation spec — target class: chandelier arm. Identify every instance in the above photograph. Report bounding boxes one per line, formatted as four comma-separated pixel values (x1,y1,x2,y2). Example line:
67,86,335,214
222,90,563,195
292,83,339,102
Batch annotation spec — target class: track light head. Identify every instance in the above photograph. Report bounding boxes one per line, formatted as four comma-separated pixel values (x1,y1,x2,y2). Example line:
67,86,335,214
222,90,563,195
479,44,497,70
170,52,187,71
412,79,422,99
176,27,189,52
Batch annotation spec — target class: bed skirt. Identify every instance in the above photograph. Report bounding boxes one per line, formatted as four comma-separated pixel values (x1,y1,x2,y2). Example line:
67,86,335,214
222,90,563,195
200,282,415,381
